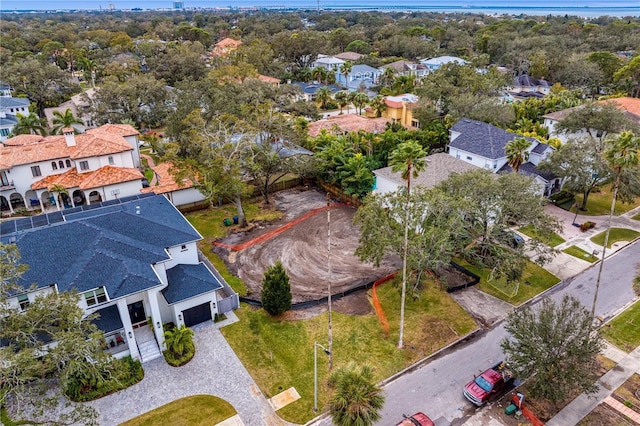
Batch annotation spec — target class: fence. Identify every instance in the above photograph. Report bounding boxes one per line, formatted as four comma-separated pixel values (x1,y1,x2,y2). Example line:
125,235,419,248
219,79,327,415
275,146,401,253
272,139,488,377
198,249,239,313
317,181,362,207
445,261,480,293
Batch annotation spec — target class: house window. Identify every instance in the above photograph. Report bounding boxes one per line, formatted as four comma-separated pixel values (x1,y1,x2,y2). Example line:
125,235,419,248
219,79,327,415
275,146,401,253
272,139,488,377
79,161,89,171
66,159,72,168
31,166,41,177
466,156,472,161
51,161,58,170
0,128,9,136
108,156,114,165
18,294,29,310
59,160,64,169
181,244,187,251
83,287,107,307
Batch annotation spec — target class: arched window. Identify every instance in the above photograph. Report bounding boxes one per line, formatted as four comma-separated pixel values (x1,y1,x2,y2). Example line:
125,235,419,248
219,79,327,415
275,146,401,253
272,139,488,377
51,162,57,170
108,156,114,165
66,159,71,167
59,160,64,169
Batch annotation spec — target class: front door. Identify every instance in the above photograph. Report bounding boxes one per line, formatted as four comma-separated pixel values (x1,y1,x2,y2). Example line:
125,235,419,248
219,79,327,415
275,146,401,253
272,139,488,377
128,301,146,326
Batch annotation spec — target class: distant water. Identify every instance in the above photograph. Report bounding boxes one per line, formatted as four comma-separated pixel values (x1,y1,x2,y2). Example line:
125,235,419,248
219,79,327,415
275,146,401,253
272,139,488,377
1,0,638,16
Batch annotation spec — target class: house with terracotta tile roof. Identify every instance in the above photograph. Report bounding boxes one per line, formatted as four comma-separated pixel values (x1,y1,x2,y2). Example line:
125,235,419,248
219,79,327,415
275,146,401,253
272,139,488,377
1,194,237,364
0,124,144,215
140,162,205,207
543,97,640,143
307,114,392,137
367,94,421,128
210,37,242,57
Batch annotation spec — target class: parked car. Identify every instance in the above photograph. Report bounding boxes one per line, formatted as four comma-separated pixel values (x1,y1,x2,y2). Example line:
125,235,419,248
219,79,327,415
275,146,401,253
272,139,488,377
463,361,514,406
396,412,435,426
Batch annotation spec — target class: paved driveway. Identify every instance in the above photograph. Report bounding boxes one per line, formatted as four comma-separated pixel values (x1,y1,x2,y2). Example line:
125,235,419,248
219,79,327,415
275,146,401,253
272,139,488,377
89,316,286,426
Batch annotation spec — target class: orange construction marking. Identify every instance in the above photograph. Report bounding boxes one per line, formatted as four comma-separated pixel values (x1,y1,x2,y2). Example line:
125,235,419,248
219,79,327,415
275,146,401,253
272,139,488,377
372,272,397,337
213,204,347,252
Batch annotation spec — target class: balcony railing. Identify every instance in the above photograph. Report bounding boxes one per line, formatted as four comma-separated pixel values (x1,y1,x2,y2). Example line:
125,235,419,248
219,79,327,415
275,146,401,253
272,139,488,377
0,180,15,191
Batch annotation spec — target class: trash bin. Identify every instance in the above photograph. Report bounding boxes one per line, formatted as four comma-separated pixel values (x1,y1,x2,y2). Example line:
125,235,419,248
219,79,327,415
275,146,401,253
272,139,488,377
223,218,232,226
505,403,517,415
233,215,239,225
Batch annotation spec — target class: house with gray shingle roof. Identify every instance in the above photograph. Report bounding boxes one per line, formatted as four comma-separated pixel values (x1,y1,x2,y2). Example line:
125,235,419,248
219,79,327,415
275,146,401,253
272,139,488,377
1,194,235,364
448,118,561,196
0,91,30,142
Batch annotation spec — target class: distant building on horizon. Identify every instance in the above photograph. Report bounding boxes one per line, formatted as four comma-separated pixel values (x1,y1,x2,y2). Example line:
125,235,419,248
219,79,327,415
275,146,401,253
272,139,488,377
173,1,184,9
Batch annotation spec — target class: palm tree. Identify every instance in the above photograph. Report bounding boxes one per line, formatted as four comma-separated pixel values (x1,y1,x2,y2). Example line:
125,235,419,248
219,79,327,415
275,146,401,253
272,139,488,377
379,67,395,89
369,95,387,118
48,184,68,210
505,138,531,173
12,112,46,136
315,86,333,110
328,362,385,426
392,75,415,95
164,325,195,357
312,67,327,84
350,92,369,115
591,131,640,319
334,91,349,114
389,141,427,349
339,61,353,88
51,109,84,134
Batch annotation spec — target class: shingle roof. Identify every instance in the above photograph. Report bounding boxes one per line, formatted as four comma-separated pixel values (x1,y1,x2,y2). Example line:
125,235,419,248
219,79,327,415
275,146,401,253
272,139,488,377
449,118,538,160
498,161,555,181
162,263,223,304
0,97,30,109
335,52,363,61
91,304,124,333
514,74,550,88
531,142,551,154
374,152,479,189
292,82,341,95
8,195,203,300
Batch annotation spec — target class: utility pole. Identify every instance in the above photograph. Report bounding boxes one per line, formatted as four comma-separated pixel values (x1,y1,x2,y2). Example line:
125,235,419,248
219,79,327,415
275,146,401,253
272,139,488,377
327,192,333,370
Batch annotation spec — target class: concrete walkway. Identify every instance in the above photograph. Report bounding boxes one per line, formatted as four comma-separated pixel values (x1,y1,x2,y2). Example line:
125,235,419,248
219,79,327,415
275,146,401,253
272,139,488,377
89,313,288,426
546,344,640,426
140,153,158,186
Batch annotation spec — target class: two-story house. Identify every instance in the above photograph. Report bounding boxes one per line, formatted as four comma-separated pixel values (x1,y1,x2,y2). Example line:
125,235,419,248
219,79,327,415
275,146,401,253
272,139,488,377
420,55,468,73
448,118,561,196
311,54,345,74
0,124,144,215
0,85,30,142
1,194,236,363
341,64,383,93
379,60,428,79
367,94,420,128
508,74,550,100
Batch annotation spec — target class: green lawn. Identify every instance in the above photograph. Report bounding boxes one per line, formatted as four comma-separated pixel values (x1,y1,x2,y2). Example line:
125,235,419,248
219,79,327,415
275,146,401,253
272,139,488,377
120,395,236,426
562,245,599,263
590,228,640,248
186,202,283,296
632,213,640,221
602,300,640,353
575,185,639,216
455,258,560,305
519,225,566,247
221,277,477,424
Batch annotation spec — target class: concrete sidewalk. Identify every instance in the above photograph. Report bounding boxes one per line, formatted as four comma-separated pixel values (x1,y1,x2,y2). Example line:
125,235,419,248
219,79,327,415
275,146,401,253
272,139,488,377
546,344,640,426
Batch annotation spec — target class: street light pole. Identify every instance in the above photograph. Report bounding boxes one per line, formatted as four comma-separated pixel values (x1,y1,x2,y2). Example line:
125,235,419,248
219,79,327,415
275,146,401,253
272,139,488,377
313,342,330,413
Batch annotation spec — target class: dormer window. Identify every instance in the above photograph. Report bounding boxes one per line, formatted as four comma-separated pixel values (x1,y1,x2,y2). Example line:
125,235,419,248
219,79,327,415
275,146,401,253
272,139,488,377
51,162,58,170
84,287,107,307
59,160,64,169
79,161,89,171
66,159,72,168
18,294,29,310
108,156,114,165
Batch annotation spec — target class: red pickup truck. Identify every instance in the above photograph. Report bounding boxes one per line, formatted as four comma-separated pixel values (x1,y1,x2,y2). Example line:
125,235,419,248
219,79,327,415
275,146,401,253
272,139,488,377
463,361,514,406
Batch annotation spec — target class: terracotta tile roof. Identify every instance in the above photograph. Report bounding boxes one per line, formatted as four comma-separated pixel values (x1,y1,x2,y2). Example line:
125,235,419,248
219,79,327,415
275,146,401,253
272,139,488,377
258,74,280,84
31,166,143,191
140,162,195,195
543,97,640,122
335,52,363,61
308,114,391,137
87,123,139,137
215,37,242,48
1,125,133,167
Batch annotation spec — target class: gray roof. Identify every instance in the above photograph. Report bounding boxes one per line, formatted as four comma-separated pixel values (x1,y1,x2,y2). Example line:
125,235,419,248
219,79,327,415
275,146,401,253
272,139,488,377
449,118,538,160
0,97,30,109
514,74,549,88
531,142,551,154
374,152,479,189
91,304,124,333
8,195,203,299
350,64,380,74
498,161,555,182
292,82,341,95
0,114,18,127
162,263,223,304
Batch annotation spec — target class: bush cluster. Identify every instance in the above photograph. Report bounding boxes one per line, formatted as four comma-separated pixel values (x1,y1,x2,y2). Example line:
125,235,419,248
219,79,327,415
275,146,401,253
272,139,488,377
580,221,596,232
65,356,144,402
549,190,575,206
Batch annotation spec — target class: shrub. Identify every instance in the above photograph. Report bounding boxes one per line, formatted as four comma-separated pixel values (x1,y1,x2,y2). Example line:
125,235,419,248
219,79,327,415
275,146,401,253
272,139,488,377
65,356,143,402
549,190,574,206
164,346,195,367
261,260,292,315
580,221,596,232
164,324,195,363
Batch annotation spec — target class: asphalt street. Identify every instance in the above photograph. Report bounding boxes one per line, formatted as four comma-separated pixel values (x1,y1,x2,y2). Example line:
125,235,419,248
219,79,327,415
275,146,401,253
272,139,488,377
374,239,640,426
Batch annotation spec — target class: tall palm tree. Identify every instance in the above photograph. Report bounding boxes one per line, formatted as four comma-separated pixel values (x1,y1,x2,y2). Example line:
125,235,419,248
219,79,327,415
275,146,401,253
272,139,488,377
591,131,640,319
315,86,333,110
80,57,97,88
350,92,369,115
328,362,385,426
51,109,83,134
12,112,46,136
379,67,395,89
312,67,327,84
505,137,531,173
339,61,353,88
389,141,427,349
369,95,387,118
334,91,349,114
48,184,68,210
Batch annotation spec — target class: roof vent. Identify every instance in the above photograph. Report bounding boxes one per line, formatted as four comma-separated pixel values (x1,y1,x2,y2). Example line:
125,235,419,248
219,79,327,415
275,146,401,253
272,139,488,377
135,206,140,215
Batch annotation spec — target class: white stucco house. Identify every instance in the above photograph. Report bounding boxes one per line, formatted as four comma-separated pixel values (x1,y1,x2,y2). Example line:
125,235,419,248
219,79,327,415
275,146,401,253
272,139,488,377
448,118,561,196
1,194,237,363
0,86,30,142
311,54,345,74
0,123,144,215
420,55,468,73
140,162,206,208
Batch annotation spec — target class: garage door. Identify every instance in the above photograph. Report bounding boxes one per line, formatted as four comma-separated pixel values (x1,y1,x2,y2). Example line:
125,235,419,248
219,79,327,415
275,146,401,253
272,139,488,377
182,303,212,327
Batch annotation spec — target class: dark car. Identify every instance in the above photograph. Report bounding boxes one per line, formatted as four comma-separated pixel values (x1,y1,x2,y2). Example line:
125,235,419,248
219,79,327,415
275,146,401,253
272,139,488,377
396,412,435,426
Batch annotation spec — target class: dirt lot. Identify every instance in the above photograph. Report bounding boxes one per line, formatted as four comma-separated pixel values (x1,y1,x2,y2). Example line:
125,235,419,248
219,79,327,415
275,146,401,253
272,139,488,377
214,188,400,304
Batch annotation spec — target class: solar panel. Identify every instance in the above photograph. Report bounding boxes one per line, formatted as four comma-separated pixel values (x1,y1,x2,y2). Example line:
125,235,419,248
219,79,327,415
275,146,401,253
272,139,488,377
83,203,103,211
15,218,33,231
46,211,64,224
31,215,48,227
62,207,82,215
0,221,16,236
101,199,121,206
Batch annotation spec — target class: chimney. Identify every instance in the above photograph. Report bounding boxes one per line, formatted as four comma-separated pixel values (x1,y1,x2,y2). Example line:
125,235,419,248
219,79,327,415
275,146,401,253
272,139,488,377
63,127,76,147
